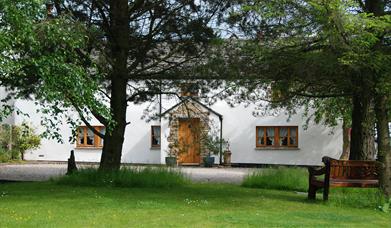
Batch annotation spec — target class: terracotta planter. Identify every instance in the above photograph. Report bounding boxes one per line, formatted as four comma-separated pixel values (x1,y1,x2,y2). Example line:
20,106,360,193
223,150,232,166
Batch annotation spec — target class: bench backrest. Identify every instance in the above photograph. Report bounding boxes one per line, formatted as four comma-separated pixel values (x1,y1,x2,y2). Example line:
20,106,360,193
323,157,381,180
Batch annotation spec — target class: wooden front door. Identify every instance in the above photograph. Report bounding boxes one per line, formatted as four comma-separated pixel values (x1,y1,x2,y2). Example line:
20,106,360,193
178,118,201,164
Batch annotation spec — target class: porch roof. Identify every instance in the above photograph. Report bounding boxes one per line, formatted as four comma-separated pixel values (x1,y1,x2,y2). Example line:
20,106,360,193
161,96,223,119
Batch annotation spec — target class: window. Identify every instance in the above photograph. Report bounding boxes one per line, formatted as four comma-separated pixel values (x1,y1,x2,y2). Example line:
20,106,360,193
77,126,105,148
151,126,161,148
256,126,298,148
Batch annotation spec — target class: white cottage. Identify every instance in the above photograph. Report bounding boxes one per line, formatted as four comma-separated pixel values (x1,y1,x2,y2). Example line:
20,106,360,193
1,86,343,166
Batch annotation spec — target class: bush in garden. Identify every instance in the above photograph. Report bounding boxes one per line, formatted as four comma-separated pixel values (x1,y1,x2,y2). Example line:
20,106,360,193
0,123,41,162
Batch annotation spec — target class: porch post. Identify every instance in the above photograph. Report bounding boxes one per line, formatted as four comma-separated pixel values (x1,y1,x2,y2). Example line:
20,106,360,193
219,116,223,164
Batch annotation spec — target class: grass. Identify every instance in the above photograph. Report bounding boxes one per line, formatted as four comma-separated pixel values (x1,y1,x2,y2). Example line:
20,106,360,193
54,167,188,188
242,167,308,192
0,182,390,227
0,167,390,227
242,167,386,209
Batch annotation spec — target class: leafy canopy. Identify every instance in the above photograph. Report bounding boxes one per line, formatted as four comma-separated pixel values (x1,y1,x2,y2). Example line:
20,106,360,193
0,0,110,141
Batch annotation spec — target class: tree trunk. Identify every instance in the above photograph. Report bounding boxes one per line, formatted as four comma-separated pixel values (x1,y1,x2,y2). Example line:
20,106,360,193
365,0,390,197
99,78,127,171
350,77,376,160
340,119,350,160
365,0,383,16
374,93,391,197
99,0,129,171
349,0,384,161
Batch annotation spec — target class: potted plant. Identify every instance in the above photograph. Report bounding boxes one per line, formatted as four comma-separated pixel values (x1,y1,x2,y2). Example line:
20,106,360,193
165,154,177,167
203,154,215,167
202,135,222,167
165,143,178,167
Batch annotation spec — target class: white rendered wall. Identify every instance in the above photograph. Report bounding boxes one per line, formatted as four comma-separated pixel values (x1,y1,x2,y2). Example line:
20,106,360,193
14,93,342,166
120,102,161,164
209,102,342,166
15,100,102,162
16,99,161,164
159,99,342,166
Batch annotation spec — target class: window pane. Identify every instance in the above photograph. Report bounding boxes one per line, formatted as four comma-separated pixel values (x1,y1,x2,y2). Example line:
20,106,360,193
289,137,297,145
78,128,85,145
279,127,288,146
289,127,297,145
266,127,275,145
290,127,297,137
153,126,161,137
152,126,161,146
86,128,94,145
257,128,265,145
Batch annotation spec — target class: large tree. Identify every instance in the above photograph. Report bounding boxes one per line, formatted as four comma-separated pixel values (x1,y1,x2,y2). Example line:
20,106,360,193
0,0,227,170
207,0,391,194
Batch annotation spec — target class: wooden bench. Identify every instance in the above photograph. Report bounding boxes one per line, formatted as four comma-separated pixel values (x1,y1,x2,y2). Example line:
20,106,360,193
308,156,382,200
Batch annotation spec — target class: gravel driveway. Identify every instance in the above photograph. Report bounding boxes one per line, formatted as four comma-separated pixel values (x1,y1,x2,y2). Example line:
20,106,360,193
0,163,257,184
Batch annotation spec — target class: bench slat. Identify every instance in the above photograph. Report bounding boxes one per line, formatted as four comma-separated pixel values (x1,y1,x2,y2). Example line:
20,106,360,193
308,156,382,201
330,179,379,188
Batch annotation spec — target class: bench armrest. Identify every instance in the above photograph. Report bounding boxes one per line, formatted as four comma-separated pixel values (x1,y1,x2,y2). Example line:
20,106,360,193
308,166,326,176
322,156,335,164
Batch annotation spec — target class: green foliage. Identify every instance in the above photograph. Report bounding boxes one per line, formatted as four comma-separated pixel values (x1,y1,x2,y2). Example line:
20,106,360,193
14,123,41,154
242,167,308,192
202,134,223,155
0,147,12,162
216,0,391,129
1,0,228,170
378,198,391,213
0,123,41,162
54,167,188,188
0,148,21,162
201,134,228,155
303,97,352,129
0,0,111,142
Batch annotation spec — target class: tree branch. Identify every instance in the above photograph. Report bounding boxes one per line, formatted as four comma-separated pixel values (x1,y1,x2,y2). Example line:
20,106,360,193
294,92,352,98
77,109,105,139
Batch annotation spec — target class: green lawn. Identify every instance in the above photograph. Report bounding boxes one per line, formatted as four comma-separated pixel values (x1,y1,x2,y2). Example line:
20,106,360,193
0,181,390,227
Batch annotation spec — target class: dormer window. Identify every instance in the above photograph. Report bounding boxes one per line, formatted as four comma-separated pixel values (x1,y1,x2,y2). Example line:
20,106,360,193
180,83,199,97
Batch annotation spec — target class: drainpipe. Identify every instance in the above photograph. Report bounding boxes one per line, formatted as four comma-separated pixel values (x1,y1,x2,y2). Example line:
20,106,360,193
159,79,162,122
219,116,223,165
